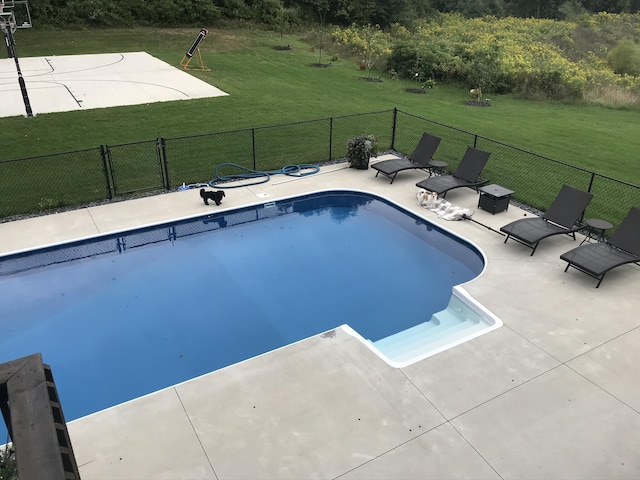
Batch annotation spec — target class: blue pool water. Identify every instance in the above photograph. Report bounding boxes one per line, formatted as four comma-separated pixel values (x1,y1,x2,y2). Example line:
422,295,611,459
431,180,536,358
0,190,485,427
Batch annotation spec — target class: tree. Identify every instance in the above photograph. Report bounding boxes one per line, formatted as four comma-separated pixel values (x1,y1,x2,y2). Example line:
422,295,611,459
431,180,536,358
431,0,505,17
334,23,391,78
273,3,299,45
333,0,377,25
312,0,330,64
579,0,632,12
371,0,433,26
504,0,564,18
558,1,589,19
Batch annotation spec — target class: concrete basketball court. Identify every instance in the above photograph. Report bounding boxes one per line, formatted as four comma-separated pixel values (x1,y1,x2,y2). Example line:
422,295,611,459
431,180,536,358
0,51,228,117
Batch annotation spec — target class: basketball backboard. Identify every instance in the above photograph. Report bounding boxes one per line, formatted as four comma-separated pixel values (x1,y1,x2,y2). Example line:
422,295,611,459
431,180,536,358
0,1,32,32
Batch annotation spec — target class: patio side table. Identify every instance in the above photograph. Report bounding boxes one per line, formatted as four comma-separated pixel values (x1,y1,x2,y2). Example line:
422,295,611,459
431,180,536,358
478,184,514,215
427,159,448,176
580,218,613,245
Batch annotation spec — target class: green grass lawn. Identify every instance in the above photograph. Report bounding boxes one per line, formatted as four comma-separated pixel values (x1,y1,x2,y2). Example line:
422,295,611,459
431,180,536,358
2,26,640,187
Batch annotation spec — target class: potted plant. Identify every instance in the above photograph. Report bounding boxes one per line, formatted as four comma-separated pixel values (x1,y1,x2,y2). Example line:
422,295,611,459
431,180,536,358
346,135,378,169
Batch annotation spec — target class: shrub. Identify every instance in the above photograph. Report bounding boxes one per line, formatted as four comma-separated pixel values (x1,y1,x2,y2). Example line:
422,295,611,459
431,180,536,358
387,43,421,79
464,44,513,94
608,39,640,76
346,135,378,169
386,41,447,82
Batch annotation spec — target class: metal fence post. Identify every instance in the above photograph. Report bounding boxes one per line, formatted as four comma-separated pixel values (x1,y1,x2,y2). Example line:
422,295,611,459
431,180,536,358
329,117,333,162
587,171,596,193
390,107,398,150
99,145,113,200
251,128,257,170
158,137,171,190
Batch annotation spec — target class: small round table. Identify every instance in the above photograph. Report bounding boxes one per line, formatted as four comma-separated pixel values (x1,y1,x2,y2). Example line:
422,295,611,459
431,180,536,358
427,160,448,176
580,218,613,245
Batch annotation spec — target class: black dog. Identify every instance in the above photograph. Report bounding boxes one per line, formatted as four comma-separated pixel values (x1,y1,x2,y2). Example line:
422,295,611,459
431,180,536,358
200,188,225,206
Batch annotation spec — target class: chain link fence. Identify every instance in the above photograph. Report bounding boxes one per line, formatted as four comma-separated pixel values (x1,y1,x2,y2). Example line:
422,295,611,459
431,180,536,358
394,111,640,230
165,129,255,187
0,148,107,218
105,139,167,196
163,110,396,187
1,108,639,230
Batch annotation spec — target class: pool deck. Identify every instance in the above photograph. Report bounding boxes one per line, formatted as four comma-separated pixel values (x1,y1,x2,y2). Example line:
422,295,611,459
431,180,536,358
2,157,640,479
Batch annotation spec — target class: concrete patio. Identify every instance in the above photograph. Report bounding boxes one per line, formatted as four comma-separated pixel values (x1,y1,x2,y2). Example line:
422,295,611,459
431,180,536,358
1,157,639,479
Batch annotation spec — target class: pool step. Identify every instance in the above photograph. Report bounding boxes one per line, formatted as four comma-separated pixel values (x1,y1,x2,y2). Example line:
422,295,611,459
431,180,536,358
373,306,486,364
375,315,473,360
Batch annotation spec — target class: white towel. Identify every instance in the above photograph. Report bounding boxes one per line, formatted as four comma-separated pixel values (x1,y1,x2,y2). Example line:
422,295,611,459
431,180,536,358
416,189,474,221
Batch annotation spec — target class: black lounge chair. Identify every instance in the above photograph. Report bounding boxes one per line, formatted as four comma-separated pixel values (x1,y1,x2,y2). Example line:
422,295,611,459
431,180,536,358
371,132,442,184
500,185,594,256
560,207,640,287
415,146,491,197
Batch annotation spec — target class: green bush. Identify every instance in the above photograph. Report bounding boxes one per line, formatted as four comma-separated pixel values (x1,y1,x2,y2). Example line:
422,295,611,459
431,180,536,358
386,43,419,79
463,44,513,94
386,42,447,82
608,39,640,76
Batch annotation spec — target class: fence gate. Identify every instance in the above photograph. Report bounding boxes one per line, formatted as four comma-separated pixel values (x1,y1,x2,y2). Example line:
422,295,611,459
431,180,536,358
106,139,167,197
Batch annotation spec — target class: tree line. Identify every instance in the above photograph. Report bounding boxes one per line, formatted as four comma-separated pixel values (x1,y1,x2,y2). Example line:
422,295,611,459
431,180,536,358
24,0,640,28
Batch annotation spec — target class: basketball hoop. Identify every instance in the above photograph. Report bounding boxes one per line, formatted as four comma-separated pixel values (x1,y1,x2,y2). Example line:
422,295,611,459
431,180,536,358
0,1,31,30
180,29,211,71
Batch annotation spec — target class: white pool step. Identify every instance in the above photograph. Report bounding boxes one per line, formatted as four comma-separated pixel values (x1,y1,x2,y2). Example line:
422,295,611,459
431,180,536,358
373,299,489,364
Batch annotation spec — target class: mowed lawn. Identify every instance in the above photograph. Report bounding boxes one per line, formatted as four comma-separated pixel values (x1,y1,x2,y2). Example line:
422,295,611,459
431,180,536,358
1,26,640,186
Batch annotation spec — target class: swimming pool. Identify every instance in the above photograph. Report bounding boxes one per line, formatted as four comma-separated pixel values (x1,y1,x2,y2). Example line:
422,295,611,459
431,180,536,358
0,190,500,427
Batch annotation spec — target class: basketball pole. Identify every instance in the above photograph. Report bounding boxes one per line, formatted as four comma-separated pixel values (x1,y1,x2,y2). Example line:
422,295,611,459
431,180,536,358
1,2,34,118
4,24,33,117
3,31,10,57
